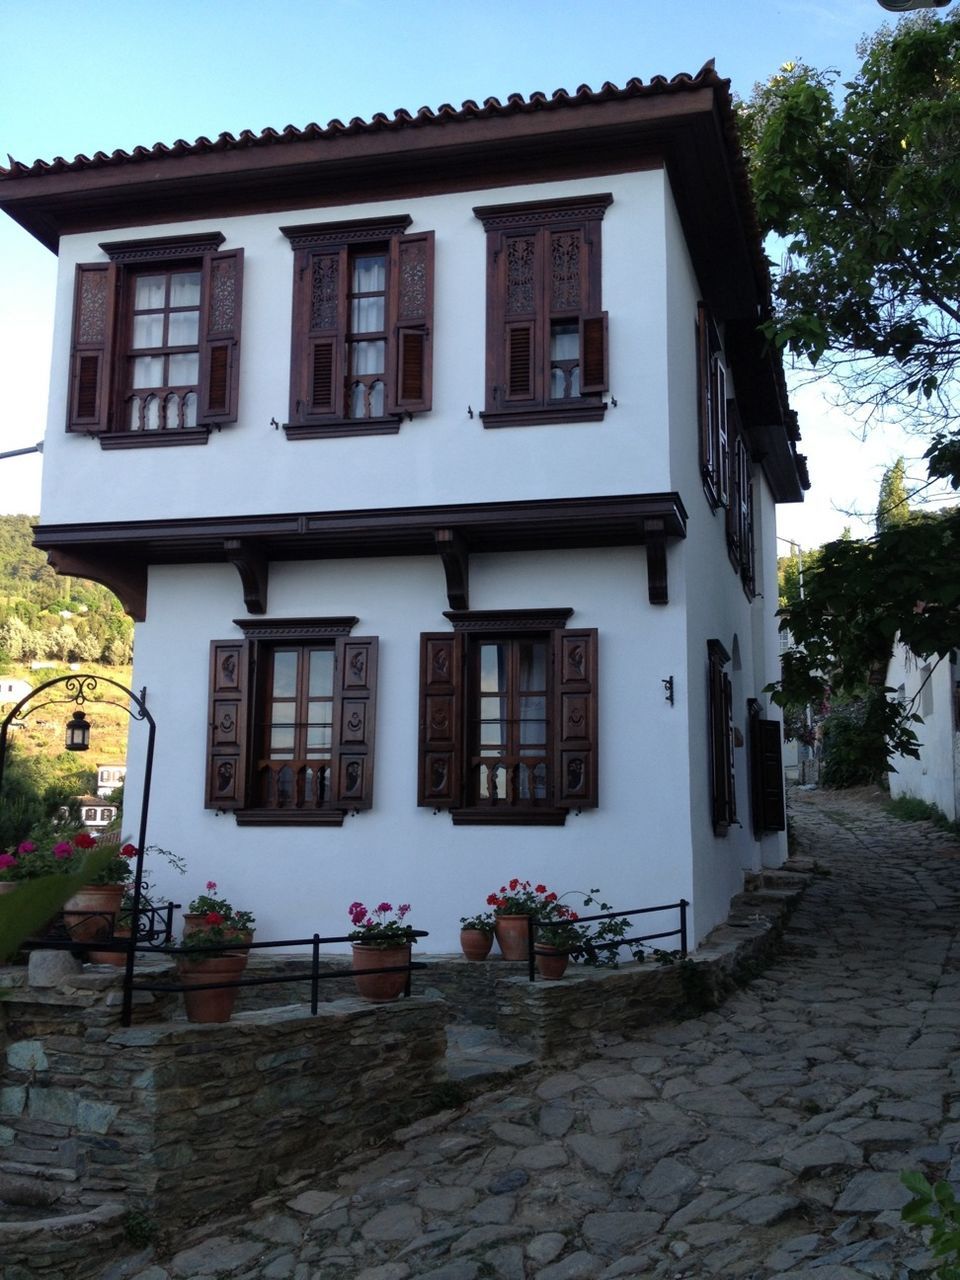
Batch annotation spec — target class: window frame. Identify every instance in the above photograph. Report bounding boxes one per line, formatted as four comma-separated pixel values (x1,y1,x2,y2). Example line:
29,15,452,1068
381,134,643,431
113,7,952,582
67,232,243,449
707,639,736,836
474,194,611,429
418,609,598,825
281,216,435,440
725,402,756,598
205,617,378,826
697,302,729,510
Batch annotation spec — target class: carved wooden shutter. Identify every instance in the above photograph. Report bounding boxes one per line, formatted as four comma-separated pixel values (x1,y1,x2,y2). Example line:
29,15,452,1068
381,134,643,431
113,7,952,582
553,628,598,809
389,231,434,413
67,262,117,433
331,636,378,810
198,249,243,424
749,703,786,834
502,232,538,403
291,247,345,422
708,640,735,835
205,640,249,810
580,312,608,394
418,632,464,808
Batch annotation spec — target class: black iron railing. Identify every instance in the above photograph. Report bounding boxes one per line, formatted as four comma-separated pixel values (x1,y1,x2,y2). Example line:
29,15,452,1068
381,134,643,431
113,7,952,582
526,898,689,981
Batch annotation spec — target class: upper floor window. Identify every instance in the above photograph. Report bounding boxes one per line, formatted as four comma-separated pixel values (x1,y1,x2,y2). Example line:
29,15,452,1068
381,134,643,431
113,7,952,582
726,403,756,598
474,195,611,428
418,610,598,825
281,216,434,440
697,302,728,509
67,233,243,449
205,619,378,826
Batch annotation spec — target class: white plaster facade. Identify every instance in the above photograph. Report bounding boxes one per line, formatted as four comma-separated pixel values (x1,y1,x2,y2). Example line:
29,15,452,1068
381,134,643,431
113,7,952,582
1,72,806,953
887,645,960,821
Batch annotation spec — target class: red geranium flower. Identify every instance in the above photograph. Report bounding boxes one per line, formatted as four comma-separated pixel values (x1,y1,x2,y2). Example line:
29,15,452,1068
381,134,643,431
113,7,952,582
120,843,137,859
74,833,97,849
204,911,225,925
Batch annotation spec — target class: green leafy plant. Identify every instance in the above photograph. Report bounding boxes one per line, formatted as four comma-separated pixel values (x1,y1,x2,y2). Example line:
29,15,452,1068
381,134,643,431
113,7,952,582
348,901,416,949
0,847,119,962
901,1171,960,1278
459,911,495,933
0,831,137,883
187,881,255,931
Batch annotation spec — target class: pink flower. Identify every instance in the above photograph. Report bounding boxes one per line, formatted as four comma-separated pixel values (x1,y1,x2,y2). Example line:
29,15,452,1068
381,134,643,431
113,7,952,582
206,881,217,891
17,841,35,854
0,854,17,870
376,902,392,914
53,843,73,860
397,903,411,916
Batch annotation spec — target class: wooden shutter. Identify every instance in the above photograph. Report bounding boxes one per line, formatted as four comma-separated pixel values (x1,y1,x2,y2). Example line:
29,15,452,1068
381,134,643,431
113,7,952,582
205,640,249,811
714,359,729,507
199,248,243,425
749,705,786,834
290,247,345,423
580,312,608,394
67,263,117,433
726,408,742,569
331,636,378,810
553,628,598,809
418,632,464,808
505,323,535,399
389,231,434,413
708,641,735,835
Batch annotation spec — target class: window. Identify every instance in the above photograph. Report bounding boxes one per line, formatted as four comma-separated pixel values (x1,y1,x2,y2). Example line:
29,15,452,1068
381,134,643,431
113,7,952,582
697,303,728,509
67,233,243,448
474,195,611,428
707,639,736,835
418,610,597,824
205,619,378,825
281,216,434,439
725,403,755,596
747,700,786,836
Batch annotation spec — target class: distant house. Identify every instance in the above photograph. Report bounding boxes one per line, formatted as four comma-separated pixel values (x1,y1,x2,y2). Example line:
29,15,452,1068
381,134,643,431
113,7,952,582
1,66,807,951
0,678,32,706
887,645,960,821
96,763,126,798
78,795,119,831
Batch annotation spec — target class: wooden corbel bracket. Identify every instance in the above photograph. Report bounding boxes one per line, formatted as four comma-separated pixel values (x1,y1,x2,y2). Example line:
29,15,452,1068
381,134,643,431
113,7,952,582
642,518,668,605
225,538,269,615
435,527,469,611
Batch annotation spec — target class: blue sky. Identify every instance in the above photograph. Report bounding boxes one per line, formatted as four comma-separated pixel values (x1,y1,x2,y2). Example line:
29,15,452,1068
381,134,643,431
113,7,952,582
0,0,949,544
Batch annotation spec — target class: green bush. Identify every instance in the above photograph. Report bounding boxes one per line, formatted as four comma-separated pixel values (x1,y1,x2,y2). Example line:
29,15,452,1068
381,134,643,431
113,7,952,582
821,694,889,788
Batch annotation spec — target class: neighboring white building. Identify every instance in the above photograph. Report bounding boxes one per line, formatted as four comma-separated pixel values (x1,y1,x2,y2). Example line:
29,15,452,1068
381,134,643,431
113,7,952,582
0,678,33,706
0,67,807,952
96,763,126,798
887,645,960,821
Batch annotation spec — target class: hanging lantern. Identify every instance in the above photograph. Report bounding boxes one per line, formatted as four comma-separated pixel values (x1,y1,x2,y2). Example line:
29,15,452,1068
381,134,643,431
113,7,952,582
65,709,90,752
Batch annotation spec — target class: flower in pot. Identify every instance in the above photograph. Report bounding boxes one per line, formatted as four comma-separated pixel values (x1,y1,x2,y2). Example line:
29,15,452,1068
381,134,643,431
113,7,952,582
183,883,255,964
347,901,416,1002
176,913,251,1023
458,911,495,962
486,880,563,961
533,914,585,980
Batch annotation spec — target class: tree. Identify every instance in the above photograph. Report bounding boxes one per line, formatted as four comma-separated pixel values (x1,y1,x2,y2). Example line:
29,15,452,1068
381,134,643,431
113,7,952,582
876,457,912,532
740,14,960,761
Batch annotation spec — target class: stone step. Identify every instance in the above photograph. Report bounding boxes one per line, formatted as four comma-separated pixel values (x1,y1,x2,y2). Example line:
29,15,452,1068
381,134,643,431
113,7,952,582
442,1023,535,1086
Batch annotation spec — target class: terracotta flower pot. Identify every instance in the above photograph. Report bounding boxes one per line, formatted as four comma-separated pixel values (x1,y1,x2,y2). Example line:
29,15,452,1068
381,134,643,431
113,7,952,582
62,884,125,944
494,914,530,961
177,951,247,1022
181,912,206,938
351,943,411,1002
460,928,493,962
534,945,570,980
89,926,131,966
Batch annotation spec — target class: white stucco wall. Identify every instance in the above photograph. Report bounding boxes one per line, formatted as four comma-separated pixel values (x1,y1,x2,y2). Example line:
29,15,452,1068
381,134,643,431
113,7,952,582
123,547,695,954
888,646,960,821
40,170,674,526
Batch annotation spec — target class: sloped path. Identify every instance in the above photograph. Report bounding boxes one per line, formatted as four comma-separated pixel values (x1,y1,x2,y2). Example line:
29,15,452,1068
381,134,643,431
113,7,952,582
109,787,960,1280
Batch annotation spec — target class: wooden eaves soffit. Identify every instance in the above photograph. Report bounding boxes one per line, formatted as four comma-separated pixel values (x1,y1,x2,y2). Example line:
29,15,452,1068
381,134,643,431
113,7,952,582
32,493,689,622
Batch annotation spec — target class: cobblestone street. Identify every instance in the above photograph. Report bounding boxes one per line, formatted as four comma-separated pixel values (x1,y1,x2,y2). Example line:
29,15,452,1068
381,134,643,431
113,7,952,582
108,786,960,1280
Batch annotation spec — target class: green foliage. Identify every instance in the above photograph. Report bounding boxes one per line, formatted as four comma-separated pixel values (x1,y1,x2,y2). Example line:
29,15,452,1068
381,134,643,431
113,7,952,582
887,794,960,834
739,17,960,445
820,693,890,788
901,1171,960,1279
0,847,118,962
0,739,90,848
876,457,914,532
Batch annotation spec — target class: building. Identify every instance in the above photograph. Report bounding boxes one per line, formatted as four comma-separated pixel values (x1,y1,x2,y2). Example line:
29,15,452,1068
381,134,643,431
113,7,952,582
887,645,960,821
0,66,807,951
96,763,126,798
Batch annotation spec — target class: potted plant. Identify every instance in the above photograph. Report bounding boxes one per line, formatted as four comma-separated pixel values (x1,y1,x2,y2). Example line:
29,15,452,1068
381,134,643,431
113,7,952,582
61,833,138,943
183,883,255,965
459,911,495,962
176,913,251,1023
533,918,585,980
347,901,416,1002
486,880,565,960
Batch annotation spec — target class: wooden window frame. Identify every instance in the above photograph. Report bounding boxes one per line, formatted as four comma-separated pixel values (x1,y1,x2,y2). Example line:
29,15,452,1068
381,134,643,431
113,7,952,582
707,639,736,836
697,303,729,510
747,699,786,836
68,232,243,449
418,608,598,825
725,402,756,598
204,617,378,826
474,195,611,429
281,216,434,440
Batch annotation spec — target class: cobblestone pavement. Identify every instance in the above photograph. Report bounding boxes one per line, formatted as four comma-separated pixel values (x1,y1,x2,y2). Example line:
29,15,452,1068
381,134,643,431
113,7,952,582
111,787,960,1280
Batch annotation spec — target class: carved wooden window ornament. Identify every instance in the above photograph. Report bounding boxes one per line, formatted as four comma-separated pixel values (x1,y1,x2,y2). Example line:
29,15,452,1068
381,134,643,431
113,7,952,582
418,609,598,825
67,233,243,448
204,618,378,826
282,216,435,439
474,194,611,428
